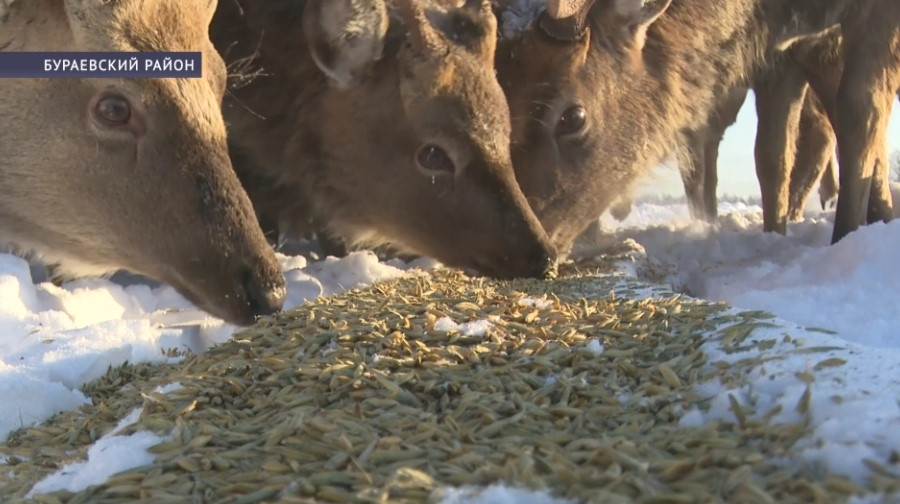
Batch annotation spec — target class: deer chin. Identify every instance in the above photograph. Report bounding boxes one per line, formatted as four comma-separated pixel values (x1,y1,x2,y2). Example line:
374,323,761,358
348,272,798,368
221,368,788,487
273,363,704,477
151,265,285,327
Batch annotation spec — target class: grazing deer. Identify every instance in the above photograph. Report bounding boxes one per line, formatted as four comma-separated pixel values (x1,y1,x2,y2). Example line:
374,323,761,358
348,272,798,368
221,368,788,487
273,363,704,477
807,91,900,217
675,65,838,225
599,84,833,227
493,0,900,256
785,86,838,220
716,33,898,227
0,0,286,325
675,85,749,223
211,0,558,279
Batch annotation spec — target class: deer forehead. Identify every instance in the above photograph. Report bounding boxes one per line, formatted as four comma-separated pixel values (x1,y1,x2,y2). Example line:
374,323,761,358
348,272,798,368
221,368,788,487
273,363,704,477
79,0,215,51
141,77,226,144
433,56,510,121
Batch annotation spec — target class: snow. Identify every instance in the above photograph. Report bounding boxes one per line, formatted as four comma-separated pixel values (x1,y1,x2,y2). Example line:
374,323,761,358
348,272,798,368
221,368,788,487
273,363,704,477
0,249,410,442
435,484,576,504
434,316,494,336
4,198,900,501
26,430,166,496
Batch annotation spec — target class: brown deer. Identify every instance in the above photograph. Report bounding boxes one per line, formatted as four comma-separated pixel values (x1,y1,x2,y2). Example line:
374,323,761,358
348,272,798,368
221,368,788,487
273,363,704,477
600,85,833,227
493,0,900,256
675,85,749,222
211,0,558,279
0,0,287,325
674,72,837,225
784,36,900,224
784,85,838,220
698,33,899,227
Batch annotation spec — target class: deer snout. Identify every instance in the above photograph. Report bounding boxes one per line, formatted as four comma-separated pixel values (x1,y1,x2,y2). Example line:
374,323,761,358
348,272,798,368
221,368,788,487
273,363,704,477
527,247,558,279
472,232,558,280
238,265,287,319
226,255,287,325
514,237,558,279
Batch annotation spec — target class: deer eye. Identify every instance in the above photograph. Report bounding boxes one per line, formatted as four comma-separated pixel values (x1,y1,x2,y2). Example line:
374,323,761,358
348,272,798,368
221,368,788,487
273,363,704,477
415,144,456,176
94,94,132,126
555,105,586,137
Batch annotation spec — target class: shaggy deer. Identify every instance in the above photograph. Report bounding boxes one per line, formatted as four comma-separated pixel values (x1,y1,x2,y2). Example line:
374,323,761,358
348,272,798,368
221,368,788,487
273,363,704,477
493,0,900,255
675,79,838,224
689,33,900,227
600,86,834,227
0,0,286,325
211,0,557,279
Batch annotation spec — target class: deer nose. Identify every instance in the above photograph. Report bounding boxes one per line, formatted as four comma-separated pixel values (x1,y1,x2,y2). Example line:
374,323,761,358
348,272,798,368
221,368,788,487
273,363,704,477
527,250,558,279
241,268,286,319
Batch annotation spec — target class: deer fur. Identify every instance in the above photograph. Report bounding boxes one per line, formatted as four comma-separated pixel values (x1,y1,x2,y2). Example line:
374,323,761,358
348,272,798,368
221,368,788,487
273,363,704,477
675,85,749,222
603,81,834,227
492,0,900,254
674,31,898,227
212,0,557,279
0,0,286,325
672,70,837,224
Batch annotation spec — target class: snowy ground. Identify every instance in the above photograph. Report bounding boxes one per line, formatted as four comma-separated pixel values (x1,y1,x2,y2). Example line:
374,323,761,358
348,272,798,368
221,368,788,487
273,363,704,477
3,195,900,502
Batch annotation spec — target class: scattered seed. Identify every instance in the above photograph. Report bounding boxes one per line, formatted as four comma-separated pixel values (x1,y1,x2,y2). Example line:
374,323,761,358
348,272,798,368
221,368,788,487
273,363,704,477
0,263,875,503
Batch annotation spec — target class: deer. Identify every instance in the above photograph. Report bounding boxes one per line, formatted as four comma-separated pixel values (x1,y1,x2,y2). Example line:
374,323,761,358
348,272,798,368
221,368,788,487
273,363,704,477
697,33,899,227
672,66,838,225
593,84,834,228
491,0,900,258
210,0,558,280
0,0,287,326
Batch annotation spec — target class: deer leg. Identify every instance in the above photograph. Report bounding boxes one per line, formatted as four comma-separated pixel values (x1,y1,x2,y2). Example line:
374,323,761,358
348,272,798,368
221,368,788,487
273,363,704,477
818,156,839,209
870,91,900,216
753,60,808,234
829,36,898,244
863,90,900,222
788,90,836,220
790,37,845,215
701,86,748,221
677,131,708,221
866,132,894,225
315,228,350,258
862,88,900,228
701,136,720,221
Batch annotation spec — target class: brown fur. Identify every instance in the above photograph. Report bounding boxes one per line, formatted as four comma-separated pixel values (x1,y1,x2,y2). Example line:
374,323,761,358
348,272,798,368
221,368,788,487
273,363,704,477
785,85,837,220
0,0,286,325
493,0,900,254
675,85,748,222
682,32,897,228
670,63,836,225
212,0,557,279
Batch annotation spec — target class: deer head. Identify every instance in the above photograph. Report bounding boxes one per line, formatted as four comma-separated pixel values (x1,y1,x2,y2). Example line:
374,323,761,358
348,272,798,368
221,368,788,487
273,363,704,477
0,0,287,325
494,0,681,256
219,0,558,279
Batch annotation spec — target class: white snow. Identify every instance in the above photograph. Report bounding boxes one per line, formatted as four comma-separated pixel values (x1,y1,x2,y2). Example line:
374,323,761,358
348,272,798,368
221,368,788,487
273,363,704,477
26,430,167,497
518,296,553,309
5,198,900,501
435,484,576,504
0,249,412,444
434,316,494,337
584,339,604,355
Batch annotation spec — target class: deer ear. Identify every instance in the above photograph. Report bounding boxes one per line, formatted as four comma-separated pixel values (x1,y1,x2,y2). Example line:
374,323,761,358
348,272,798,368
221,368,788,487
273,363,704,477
613,0,671,50
303,0,389,89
